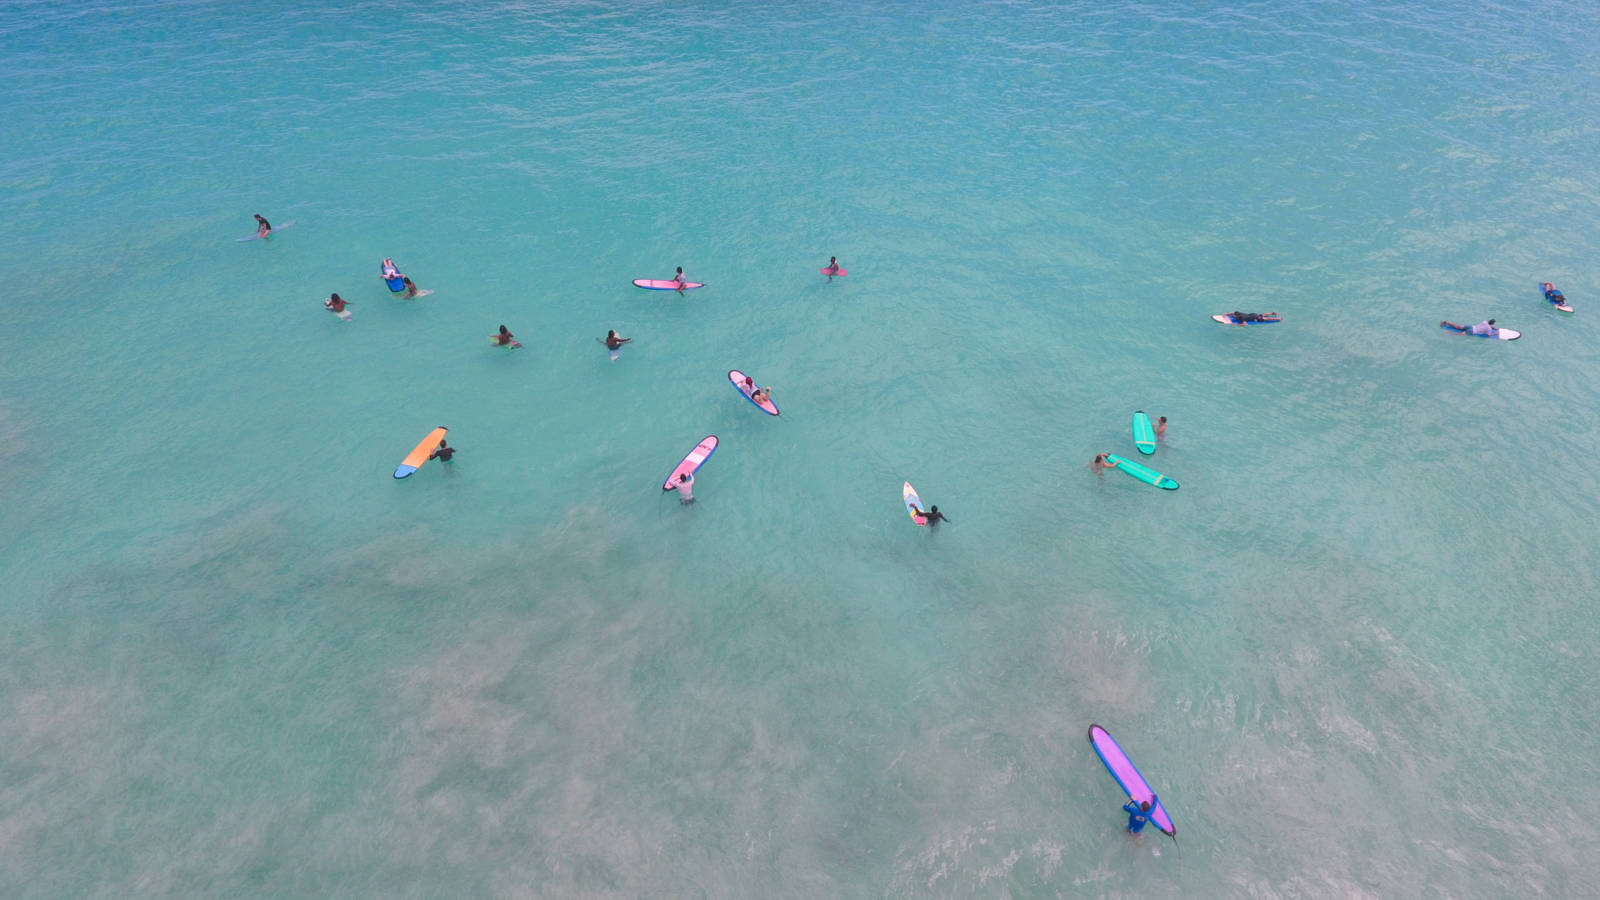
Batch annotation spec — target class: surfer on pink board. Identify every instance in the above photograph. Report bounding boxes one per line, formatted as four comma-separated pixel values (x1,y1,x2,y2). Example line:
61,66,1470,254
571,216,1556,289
491,324,521,349
822,256,846,278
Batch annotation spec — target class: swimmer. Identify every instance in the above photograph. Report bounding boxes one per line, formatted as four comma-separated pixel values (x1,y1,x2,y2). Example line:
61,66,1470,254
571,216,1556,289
909,503,950,525
1092,453,1119,472
428,440,455,463
601,329,631,361
1155,416,1167,437
673,267,686,292
1123,798,1154,834
253,214,271,237
671,471,694,504
824,256,842,276
324,292,350,313
402,276,421,298
493,325,518,347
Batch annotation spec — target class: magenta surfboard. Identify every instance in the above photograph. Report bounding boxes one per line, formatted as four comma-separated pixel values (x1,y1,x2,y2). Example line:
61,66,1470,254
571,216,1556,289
1087,724,1175,837
662,435,717,491
821,266,847,277
633,279,704,290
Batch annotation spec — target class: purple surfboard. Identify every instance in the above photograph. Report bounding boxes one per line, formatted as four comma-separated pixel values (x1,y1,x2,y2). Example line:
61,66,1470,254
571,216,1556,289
1088,724,1175,837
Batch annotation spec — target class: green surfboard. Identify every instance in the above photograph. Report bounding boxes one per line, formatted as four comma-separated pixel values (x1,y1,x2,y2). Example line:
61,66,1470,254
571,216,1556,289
1106,454,1178,490
1132,411,1156,455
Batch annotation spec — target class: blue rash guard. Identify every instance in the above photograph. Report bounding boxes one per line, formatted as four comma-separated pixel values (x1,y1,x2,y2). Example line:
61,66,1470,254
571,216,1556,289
1123,796,1155,833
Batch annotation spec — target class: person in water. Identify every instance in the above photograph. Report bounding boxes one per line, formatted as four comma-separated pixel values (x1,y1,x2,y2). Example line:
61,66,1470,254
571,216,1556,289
428,440,455,463
910,503,950,525
1092,453,1120,472
1155,416,1167,437
824,256,841,275
382,257,400,278
324,292,349,313
1229,311,1273,324
493,325,516,346
605,330,630,351
752,385,772,404
672,267,687,292
1124,797,1154,834
254,214,271,237
1469,319,1498,336
671,471,694,504
402,276,421,298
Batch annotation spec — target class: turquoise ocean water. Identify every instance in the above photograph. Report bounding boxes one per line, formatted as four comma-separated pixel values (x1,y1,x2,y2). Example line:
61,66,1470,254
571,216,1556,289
4,1,1600,895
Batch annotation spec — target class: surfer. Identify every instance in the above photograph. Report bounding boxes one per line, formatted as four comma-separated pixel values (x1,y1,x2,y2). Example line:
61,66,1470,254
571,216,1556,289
1543,283,1566,305
1470,319,1498,336
824,256,841,276
910,503,949,525
671,472,694,505
1123,797,1155,834
381,258,401,279
602,329,630,361
253,214,271,237
1155,416,1167,438
428,441,455,463
752,385,772,405
493,325,517,347
1228,311,1271,324
673,267,687,292
402,276,421,298
324,293,349,313
1092,453,1119,472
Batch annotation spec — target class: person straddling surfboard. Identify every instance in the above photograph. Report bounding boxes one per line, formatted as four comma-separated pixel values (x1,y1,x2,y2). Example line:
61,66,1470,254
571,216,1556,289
1124,796,1157,834
428,440,455,463
253,214,271,237
493,325,519,348
823,256,842,277
908,503,949,525
671,472,694,504
672,267,687,292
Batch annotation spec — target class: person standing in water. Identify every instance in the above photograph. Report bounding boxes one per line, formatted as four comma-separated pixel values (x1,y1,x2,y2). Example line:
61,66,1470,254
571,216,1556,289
429,440,455,463
1124,797,1154,834
909,503,950,525
672,267,687,292
1091,453,1120,472
253,214,271,237
402,276,422,298
603,329,630,361
670,472,694,504
1155,416,1167,438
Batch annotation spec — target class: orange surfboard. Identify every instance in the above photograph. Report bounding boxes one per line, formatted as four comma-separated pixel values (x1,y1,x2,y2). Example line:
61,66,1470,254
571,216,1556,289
394,427,447,479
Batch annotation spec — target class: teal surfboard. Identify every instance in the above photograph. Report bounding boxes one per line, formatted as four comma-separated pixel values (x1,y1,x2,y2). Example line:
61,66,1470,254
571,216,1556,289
1106,454,1178,490
1132,411,1156,455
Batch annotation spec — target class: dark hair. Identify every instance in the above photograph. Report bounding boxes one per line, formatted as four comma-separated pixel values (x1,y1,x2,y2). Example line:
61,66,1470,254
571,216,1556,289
1158,416,1166,423
676,267,683,273
1140,801,1150,812
1488,319,1495,325
438,440,447,447
679,473,688,482
330,292,342,302
929,505,938,513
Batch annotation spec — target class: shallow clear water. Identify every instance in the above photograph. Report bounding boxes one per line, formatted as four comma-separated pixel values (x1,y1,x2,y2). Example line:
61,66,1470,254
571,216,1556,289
4,1,1599,896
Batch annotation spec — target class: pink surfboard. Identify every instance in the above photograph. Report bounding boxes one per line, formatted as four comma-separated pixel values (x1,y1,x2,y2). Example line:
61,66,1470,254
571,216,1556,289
662,435,717,491
821,266,847,277
633,279,704,290
1087,724,1175,837
728,370,779,415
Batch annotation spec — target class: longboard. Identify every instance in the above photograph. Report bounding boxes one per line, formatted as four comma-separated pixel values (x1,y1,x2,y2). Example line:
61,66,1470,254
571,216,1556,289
394,427,447,479
1132,411,1156,455
1105,454,1178,490
634,278,704,290
663,435,717,491
1088,724,1176,838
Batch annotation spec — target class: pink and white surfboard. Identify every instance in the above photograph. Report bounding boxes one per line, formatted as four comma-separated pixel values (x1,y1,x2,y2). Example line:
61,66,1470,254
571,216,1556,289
821,266,847,277
728,369,779,415
662,435,718,491
633,278,704,290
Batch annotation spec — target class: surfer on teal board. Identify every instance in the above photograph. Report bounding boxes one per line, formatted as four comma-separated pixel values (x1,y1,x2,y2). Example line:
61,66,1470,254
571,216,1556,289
1124,797,1155,833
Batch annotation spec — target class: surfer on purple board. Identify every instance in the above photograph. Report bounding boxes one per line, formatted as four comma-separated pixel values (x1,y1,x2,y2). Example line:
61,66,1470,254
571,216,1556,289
908,503,949,525
1091,453,1120,472
672,472,694,505
253,214,272,238
1124,796,1157,834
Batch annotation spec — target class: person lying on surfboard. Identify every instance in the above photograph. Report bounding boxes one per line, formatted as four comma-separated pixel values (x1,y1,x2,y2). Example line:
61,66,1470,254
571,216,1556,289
253,214,271,237
1124,797,1155,833
382,258,401,279
428,441,455,463
909,503,949,525
324,293,350,313
1228,311,1274,324
752,385,772,404
1091,453,1120,472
